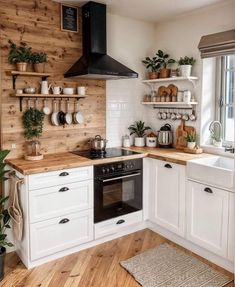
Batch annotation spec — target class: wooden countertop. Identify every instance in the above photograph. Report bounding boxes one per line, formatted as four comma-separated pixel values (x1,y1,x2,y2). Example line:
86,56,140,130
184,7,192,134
6,147,211,175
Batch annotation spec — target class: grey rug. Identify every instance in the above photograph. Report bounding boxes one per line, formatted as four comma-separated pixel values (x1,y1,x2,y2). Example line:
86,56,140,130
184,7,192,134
120,243,233,287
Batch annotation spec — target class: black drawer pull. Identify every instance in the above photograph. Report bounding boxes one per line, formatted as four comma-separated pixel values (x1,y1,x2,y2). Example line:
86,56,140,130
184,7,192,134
164,164,172,169
59,218,70,224
116,219,125,225
59,187,69,192
204,187,213,194
59,172,69,177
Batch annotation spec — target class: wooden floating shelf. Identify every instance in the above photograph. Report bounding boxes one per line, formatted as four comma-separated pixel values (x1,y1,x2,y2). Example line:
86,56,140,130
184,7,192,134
142,76,198,84
8,70,52,77
14,93,87,98
142,101,198,109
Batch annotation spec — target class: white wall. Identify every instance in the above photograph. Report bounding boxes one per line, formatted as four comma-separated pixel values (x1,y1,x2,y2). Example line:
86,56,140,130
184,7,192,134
145,0,235,141
106,14,155,147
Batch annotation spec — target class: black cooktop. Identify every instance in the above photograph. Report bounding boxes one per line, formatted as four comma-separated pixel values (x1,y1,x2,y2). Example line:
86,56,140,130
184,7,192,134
71,148,141,160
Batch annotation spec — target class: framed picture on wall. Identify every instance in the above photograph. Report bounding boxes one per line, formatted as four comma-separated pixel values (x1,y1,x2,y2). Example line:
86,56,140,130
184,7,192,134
61,4,78,33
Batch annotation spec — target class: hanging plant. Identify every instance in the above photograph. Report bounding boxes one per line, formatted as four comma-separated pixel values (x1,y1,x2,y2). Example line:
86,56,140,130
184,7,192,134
22,108,45,140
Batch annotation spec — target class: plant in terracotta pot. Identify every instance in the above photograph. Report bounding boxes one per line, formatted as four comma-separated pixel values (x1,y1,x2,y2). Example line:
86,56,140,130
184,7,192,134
0,150,13,281
155,50,175,78
23,107,45,161
8,40,32,72
178,56,196,77
142,56,161,79
128,121,151,147
31,52,48,73
185,132,196,149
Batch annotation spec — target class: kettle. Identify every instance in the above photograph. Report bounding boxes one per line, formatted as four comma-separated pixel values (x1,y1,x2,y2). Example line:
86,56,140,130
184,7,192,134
158,124,173,148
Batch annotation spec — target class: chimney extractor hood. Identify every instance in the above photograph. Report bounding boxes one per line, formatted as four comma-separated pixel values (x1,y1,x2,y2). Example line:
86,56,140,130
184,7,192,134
64,1,138,80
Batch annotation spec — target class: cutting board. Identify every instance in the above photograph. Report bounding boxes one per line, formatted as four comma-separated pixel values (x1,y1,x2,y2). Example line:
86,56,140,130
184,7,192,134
176,121,196,150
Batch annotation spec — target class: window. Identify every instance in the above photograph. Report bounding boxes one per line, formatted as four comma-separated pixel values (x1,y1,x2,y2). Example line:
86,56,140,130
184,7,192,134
216,55,234,144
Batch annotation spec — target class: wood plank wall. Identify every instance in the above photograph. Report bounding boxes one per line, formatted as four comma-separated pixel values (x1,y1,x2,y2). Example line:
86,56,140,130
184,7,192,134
0,0,106,158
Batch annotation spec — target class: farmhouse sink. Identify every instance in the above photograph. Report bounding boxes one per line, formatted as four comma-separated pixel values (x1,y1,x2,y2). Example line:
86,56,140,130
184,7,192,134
187,156,234,190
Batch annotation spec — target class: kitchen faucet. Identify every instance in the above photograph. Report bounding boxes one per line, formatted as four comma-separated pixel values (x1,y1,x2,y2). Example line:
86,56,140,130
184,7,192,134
209,121,222,145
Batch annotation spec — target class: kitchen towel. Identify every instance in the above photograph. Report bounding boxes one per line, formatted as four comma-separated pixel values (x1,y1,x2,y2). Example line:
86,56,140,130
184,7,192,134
8,174,24,241
120,243,233,287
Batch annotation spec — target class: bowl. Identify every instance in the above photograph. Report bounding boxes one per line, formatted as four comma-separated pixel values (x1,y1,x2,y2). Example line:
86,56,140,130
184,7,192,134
24,87,36,94
63,88,74,95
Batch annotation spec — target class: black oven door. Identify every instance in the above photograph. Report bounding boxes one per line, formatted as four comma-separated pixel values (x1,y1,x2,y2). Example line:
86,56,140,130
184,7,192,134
94,171,142,223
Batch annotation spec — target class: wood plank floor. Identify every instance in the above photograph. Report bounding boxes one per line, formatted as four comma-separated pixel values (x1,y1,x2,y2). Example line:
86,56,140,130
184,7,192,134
1,229,234,287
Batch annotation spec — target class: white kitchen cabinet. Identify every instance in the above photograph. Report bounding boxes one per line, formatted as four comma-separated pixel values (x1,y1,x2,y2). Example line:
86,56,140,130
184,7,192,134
149,159,186,237
30,210,93,260
186,181,229,258
228,192,234,261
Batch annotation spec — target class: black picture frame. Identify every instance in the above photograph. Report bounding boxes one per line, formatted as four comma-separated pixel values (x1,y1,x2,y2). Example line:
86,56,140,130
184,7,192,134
61,4,78,33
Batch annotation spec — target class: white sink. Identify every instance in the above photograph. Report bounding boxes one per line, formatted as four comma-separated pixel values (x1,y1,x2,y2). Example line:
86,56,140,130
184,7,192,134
187,156,234,190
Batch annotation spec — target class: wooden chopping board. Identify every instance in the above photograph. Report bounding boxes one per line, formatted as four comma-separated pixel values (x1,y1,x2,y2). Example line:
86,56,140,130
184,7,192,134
176,121,196,150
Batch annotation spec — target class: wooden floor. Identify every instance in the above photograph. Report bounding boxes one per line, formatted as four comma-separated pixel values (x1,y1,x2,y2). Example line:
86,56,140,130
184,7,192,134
1,229,234,287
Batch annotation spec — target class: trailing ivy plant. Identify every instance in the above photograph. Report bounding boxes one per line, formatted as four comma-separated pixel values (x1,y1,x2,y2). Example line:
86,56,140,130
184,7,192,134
22,108,45,140
128,121,151,138
30,52,48,64
8,40,32,64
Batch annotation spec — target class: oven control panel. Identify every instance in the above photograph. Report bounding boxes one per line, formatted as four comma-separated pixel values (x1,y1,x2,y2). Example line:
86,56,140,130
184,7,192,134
95,159,142,176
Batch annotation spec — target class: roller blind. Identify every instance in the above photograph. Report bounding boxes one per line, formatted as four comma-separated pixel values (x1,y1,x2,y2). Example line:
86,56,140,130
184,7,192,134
198,29,235,58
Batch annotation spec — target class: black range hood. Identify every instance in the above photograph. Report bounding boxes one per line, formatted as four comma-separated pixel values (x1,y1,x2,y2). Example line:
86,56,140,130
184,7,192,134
64,1,138,80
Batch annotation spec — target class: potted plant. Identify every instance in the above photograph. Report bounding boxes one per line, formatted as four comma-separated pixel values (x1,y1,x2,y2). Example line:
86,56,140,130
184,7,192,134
185,133,196,149
23,107,45,161
128,121,151,147
155,50,175,78
31,52,48,73
8,40,32,72
178,56,196,77
142,56,161,79
0,150,13,281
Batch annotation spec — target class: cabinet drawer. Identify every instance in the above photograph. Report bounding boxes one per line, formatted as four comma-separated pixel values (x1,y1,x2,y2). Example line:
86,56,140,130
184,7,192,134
95,211,143,239
28,166,93,190
29,180,93,223
30,210,93,260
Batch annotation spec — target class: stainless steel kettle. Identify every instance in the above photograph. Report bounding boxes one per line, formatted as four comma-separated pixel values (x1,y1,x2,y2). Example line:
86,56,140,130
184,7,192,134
158,124,173,148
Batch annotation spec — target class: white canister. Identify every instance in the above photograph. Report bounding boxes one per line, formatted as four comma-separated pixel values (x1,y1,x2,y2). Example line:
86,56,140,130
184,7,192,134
183,90,191,103
177,91,184,102
77,86,87,96
122,135,131,147
146,137,157,147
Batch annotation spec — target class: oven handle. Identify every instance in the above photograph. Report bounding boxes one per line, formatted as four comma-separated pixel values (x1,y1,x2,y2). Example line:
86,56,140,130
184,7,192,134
98,172,141,183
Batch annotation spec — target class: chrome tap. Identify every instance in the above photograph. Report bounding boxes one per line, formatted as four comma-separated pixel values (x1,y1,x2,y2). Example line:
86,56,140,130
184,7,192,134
224,146,235,153
209,121,222,144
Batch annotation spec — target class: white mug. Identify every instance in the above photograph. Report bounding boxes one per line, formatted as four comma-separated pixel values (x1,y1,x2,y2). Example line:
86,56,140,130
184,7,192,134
51,86,62,95
63,87,74,95
77,86,87,96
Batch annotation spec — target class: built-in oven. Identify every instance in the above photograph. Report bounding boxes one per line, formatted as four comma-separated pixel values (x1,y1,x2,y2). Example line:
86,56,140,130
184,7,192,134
94,158,143,223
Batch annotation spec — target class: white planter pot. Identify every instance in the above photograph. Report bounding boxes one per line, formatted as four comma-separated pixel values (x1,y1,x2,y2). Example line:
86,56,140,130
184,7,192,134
134,137,145,147
146,137,157,147
179,65,192,77
187,142,196,149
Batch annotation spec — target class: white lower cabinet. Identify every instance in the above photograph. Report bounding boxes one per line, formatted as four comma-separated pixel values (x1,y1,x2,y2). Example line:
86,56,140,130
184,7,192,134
30,209,93,260
186,181,229,258
149,159,186,237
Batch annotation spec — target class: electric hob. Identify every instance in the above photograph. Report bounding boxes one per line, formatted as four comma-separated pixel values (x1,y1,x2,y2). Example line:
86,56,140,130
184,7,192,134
71,148,141,160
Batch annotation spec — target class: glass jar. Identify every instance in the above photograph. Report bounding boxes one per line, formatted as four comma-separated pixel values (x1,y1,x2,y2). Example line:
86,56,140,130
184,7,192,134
26,140,41,156
122,135,131,147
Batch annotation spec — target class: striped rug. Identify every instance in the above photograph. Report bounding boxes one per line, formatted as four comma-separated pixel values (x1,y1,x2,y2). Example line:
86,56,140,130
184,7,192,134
120,243,233,287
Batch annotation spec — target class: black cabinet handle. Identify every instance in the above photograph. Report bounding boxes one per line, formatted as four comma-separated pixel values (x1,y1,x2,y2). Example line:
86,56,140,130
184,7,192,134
59,187,69,192
59,172,69,177
59,218,70,224
116,219,125,225
164,164,172,169
204,187,213,194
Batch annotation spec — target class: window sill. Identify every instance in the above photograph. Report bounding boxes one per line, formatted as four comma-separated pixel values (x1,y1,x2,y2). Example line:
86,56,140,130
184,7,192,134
201,144,234,158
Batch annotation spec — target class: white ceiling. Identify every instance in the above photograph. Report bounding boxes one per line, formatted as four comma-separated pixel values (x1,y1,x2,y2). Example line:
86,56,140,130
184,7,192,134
56,0,228,23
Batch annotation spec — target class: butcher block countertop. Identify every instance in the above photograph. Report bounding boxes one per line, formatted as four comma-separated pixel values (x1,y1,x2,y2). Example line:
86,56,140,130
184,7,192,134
6,147,212,175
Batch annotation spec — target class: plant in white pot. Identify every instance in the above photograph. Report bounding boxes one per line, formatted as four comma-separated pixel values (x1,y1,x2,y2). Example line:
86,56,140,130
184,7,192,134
178,56,196,77
0,150,13,281
128,121,151,147
185,133,196,149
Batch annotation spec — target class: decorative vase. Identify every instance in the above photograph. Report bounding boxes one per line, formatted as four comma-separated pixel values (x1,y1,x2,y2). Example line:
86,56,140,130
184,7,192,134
179,65,192,77
16,62,28,72
134,137,145,147
25,140,43,161
159,68,171,78
146,137,157,147
187,142,196,149
0,247,6,281
34,63,45,73
148,71,158,80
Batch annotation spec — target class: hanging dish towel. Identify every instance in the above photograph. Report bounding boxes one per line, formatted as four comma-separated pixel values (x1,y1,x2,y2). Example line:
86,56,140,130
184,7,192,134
8,174,24,241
